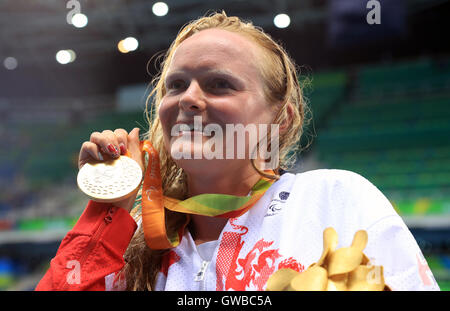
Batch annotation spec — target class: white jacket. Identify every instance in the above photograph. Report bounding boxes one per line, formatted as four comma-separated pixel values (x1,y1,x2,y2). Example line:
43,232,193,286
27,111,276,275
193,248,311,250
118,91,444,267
150,169,440,291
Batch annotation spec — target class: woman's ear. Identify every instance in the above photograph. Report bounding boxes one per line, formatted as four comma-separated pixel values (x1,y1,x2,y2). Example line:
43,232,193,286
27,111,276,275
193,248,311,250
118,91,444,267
279,103,294,135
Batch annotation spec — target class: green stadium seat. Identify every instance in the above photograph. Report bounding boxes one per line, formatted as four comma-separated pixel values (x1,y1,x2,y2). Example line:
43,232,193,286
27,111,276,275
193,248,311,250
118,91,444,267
312,58,450,207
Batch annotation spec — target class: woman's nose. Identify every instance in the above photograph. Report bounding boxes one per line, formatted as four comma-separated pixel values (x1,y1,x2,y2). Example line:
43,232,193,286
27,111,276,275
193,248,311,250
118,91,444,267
179,80,206,112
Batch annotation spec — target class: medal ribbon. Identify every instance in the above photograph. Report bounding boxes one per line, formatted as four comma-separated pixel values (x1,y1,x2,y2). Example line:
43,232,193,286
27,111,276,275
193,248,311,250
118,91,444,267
132,140,275,250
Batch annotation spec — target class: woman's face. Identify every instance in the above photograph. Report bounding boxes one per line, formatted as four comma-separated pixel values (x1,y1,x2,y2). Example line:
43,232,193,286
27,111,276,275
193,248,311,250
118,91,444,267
158,28,276,174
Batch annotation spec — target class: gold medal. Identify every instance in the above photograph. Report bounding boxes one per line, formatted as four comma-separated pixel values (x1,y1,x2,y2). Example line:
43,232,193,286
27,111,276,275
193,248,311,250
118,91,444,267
77,156,143,203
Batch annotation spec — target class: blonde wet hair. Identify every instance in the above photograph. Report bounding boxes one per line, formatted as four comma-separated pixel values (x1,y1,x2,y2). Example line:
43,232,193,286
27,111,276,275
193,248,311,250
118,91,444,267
121,11,310,290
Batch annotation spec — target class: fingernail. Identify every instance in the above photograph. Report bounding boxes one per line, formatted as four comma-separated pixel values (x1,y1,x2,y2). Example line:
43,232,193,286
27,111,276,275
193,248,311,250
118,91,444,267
107,144,120,157
98,152,104,161
119,143,126,155
107,144,115,153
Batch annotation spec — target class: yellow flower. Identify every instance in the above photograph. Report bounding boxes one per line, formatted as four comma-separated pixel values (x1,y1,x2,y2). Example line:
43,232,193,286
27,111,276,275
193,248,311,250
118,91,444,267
266,227,391,291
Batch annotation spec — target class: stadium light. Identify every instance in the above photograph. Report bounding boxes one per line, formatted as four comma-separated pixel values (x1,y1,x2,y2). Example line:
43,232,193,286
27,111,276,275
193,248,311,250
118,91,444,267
56,49,76,64
118,37,139,53
71,13,88,28
152,2,169,17
123,37,139,52
67,49,77,62
3,57,18,70
117,40,128,53
274,13,291,28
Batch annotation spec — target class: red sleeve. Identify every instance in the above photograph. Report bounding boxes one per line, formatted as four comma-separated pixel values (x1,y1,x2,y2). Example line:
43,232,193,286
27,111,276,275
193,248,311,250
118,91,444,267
35,200,137,291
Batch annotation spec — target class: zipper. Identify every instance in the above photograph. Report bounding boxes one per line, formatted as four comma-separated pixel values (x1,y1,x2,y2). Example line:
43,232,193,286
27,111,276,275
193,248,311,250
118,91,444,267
194,260,210,290
61,206,115,290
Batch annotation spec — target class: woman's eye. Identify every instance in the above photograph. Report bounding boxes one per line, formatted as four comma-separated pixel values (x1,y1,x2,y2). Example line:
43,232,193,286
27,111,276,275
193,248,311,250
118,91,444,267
210,79,232,89
167,80,186,90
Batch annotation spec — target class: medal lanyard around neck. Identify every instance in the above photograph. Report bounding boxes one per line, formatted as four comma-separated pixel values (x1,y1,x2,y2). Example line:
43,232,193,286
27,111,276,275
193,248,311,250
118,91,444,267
135,140,275,250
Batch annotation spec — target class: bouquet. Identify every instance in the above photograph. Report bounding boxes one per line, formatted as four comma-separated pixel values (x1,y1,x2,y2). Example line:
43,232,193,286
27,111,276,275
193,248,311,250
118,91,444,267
266,227,391,291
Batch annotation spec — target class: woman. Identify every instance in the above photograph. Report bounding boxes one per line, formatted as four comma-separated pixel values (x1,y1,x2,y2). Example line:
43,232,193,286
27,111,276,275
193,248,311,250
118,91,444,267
35,12,439,291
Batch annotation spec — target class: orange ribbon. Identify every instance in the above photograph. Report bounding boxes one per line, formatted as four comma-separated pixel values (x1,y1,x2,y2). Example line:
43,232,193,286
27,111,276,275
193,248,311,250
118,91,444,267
126,140,275,250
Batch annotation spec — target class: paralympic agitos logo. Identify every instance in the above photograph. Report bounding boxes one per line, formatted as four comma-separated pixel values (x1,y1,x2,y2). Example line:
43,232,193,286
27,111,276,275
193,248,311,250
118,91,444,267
265,191,290,217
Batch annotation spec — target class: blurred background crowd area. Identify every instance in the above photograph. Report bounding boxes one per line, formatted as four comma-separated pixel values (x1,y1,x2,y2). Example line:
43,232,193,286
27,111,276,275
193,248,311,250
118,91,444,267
0,0,449,290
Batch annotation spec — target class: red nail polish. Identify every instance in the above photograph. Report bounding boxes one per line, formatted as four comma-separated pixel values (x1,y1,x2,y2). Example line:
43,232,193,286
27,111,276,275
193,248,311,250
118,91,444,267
119,144,126,155
107,144,117,155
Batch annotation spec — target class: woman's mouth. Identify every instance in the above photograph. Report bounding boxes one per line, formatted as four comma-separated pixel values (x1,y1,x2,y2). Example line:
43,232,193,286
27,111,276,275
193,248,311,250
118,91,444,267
172,116,221,137
173,123,206,137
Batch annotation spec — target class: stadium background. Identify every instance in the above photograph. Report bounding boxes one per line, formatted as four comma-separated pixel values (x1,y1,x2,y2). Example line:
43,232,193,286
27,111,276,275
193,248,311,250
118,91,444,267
0,0,449,290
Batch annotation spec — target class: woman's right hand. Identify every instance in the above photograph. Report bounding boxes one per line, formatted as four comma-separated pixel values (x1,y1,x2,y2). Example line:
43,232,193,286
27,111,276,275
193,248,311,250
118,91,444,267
78,127,144,212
